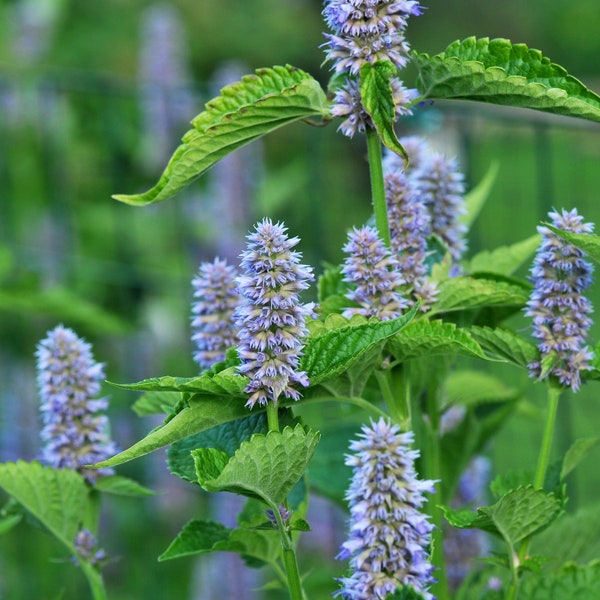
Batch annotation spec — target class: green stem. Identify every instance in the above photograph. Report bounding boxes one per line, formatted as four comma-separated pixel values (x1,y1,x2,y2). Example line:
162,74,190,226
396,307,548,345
80,563,107,600
267,403,280,432
272,502,305,600
508,384,561,600
366,127,390,247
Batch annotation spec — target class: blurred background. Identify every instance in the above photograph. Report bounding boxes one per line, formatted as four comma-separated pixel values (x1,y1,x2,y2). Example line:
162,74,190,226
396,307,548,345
1,0,600,598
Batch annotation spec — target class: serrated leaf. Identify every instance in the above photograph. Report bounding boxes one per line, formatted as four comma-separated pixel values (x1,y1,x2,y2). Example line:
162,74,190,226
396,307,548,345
360,61,408,160
158,520,231,561
443,486,561,548
489,471,534,499
413,37,600,123
467,234,541,277
429,276,529,316
193,424,319,507
469,326,538,368
92,475,155,497
543,224,600,264
461,160,499,228
132,391,181,416
302,306,418,384
114,65,329,205
388,319,487,362
0,461,87,552
519,560,600,599
561,436,600,481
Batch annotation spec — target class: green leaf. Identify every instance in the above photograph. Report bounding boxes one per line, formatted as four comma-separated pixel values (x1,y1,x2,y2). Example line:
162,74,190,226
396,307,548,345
445,370,522,408
113,65,329,206
0,513,22,535
461,161,499,228
132,391,181,416
158,519,281,566
92,475,155,497
360,61,408,160
519,560,600,599
302,306,418,384
193,424,320,507
543,224,600,264
430,277,529,315
468,326,538,368
0,462,87,552
387,319,487,362
413,37,600,123
489,471,534,499
167,411,295,483
386,586,429,600
561,436,600,480
467,234,541,277
443,486,562,548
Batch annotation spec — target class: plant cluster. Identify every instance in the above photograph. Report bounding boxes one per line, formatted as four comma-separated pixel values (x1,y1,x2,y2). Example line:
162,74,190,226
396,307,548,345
3,1,600,599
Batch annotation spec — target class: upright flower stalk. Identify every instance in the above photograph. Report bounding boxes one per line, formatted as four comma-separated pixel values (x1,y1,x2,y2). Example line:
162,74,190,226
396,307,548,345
322,0,422,138
525,208,594,391
341,225,408,320
336,418,436,600
234,218,315,410
191,258,241,370
36,325,117,483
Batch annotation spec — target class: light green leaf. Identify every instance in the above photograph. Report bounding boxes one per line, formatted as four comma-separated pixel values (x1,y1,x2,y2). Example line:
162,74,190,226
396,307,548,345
519,560,600,599
0,461,87,552
158,519,281,566
387,319,487,362
413,37,600,123
132,391,181,417
443,486,562,548
461,160,500,229
429,277,530,315
469,326,538,368
113,65,329,206
561,437,600,480
543,224,600,264
92,475,155,497
0,513,22,535
360,61,408,160
445,370,522,407
467,234,541,277
302,306,418,384
193,424,319,507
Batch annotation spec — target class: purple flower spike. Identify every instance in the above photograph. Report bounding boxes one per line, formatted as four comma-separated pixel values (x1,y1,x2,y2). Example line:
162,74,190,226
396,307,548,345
342,225,408,320
36,325,117,483
525,208,594,391
191,258,241,370
234,219,316,409
322,0,423,137
335,418,436,600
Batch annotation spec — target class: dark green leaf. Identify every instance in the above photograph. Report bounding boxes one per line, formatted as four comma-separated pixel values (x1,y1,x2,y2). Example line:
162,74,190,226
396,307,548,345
469,326,538,368
519,560,600,599
413,37,600,123
544,224,600,264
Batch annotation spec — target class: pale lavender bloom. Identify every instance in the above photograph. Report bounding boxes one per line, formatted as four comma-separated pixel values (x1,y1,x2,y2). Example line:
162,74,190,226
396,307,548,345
384,162,438,310
234,219,316,409
525,208,594,391
342,226,408,320
336,418,436,600
36,326,117,483
191,258,241,370
322,0,423,137
415,152,467,265
73,529,106,567
385,135,432,175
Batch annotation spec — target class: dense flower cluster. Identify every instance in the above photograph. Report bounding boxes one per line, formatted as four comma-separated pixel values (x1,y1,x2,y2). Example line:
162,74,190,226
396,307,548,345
234,219,315,408
416,152,467,265
36,325,117,483
322,0,422,137
336,418,436,600
191,258,241,370
525,208,594,391
73,529,106,567
342,225,408,320
384,157,437,310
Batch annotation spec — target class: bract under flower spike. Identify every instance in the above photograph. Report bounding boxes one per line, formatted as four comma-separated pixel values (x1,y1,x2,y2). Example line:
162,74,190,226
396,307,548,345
336,418,436,600
36,325,117,483
234,218,316,409
342,225,408,320
525,208,594,391
191,258,241,370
